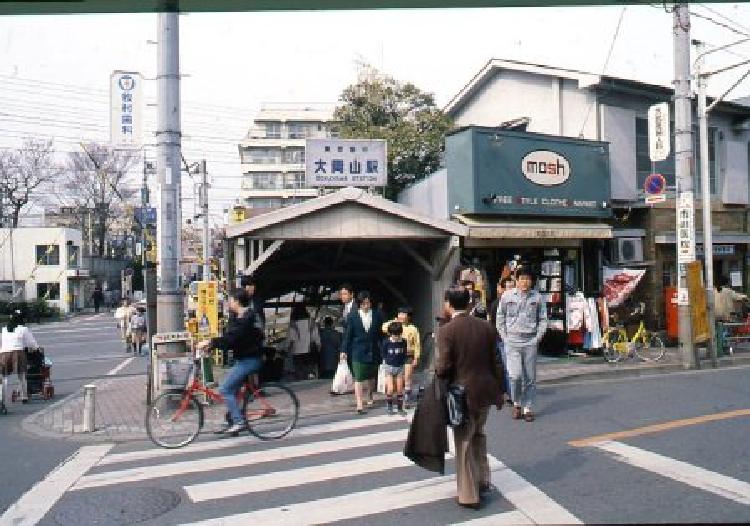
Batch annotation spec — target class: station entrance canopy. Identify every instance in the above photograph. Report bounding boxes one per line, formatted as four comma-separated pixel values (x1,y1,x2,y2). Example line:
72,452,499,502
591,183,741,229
225,187,467,333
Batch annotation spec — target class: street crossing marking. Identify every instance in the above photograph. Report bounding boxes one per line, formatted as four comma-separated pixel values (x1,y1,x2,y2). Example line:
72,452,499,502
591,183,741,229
180,458,505,526
568,408,750,447
596,440,750,506
184,451,416,502
73,428,408,490
99,413,403,466
451,510,533,525
489,458,582,524
0,444,113,526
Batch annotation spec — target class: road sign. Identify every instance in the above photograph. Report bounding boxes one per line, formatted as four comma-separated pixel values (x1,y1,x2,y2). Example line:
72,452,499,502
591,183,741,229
648,102,670,162
645,194,667,205
644,173,666,196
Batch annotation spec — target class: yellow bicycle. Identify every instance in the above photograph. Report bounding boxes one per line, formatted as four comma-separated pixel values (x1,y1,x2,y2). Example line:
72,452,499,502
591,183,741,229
602,320,665,363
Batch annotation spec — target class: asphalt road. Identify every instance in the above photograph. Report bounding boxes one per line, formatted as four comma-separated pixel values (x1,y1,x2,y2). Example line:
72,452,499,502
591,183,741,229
0,313,144,515
3,331,749,524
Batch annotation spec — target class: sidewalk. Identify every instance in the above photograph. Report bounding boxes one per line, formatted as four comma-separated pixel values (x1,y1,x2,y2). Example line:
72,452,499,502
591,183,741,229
21,348,750,443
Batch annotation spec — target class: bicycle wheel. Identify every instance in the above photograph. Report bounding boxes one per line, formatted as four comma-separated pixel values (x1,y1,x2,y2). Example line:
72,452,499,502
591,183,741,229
243,383,299,440
146,391,203,449
635,334,666,362
602,329,627,363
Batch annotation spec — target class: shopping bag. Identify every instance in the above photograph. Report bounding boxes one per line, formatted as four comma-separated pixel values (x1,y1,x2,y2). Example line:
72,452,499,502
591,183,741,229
376,363,387,394
331,359,354,394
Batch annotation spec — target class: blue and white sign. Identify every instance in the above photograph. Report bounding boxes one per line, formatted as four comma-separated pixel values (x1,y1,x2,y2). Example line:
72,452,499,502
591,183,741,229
306,139,387,187
110,71,143,148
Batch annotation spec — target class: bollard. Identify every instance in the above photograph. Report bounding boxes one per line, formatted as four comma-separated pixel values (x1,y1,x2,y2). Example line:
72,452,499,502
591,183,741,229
82,384,96,433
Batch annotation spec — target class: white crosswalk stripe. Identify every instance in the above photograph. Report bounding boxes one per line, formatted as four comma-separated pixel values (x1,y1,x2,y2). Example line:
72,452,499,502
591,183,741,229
16,412,582,525
596,440,750,506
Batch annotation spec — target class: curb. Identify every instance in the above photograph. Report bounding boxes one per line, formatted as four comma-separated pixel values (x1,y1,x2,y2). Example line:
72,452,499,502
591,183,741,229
19,355,750,444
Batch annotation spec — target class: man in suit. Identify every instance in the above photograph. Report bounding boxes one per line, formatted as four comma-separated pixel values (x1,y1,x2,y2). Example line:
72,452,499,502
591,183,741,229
341,291,383,414
436,287,504,510
338,283,357,371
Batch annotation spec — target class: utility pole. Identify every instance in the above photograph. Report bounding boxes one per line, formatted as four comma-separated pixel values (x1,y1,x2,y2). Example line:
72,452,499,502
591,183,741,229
695,42,719,368
156,9,184,333
199,160,211,282
673,4,699,369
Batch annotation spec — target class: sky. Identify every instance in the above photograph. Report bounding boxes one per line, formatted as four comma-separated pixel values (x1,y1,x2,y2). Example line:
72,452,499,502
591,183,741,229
3,4,750,224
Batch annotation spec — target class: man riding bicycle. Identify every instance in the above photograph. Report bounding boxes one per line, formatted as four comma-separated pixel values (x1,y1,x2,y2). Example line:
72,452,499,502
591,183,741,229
196,288,264,435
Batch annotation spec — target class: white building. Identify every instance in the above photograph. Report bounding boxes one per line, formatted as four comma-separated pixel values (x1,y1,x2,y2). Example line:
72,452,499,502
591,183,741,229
238,103,338,212
0,227,87,313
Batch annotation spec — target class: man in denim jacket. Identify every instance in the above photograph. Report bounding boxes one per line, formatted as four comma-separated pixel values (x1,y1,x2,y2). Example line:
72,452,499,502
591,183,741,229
496,268,547,422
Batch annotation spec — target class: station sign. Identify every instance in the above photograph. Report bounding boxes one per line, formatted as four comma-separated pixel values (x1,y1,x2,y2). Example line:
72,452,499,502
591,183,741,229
306,139,387,187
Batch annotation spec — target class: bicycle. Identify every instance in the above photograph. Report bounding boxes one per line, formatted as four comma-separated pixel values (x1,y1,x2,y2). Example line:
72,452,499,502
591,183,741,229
145,357,299,449
602,319,665,363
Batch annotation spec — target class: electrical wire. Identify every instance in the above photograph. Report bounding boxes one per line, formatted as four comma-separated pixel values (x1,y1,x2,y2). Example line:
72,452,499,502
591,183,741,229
696,4,750,36
578,6,627,138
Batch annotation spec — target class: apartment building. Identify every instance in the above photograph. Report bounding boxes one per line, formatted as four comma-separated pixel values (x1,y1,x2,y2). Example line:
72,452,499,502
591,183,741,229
238,103,338,212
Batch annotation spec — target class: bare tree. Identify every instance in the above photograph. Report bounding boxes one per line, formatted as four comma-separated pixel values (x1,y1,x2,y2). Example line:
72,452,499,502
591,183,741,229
60,143,138,257
0,139,62,227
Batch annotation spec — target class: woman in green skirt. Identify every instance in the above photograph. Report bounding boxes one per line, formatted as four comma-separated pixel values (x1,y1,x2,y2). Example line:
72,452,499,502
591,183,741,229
341,291,383,414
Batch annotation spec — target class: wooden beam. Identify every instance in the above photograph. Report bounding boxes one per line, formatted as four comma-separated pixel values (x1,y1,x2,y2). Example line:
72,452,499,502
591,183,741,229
245,240,284,275
432,236,460,280
377,276,408,306
398,241,434,274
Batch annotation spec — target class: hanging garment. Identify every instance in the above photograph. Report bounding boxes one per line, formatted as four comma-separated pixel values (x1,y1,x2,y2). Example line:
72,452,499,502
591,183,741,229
586,297,603,349
566,294,587,332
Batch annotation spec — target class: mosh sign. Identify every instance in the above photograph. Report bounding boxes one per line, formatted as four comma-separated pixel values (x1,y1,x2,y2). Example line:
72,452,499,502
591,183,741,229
521,150,571,186
446,127,611,218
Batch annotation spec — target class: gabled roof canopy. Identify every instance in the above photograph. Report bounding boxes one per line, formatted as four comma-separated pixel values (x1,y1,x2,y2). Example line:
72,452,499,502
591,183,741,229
226,186,467,241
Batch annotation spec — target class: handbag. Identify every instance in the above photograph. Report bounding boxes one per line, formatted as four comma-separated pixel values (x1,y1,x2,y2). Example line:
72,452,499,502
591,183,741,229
446,384,467,428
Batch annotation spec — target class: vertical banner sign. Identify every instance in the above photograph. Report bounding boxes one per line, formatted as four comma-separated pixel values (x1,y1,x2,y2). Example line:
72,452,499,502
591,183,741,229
196,281,219,337
110,71,143,148
676,191,695,305
648,102,670,162
686,261,709,343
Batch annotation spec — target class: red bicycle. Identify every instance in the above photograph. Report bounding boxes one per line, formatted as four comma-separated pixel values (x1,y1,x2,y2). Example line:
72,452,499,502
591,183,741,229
145,358,299,449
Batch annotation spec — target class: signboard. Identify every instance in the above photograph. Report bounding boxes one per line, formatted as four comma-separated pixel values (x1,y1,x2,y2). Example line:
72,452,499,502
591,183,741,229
195,281,219,337
110,71,143,149
152,331,192,345
648,102,670,162
696,244,735,256
603,267,647,308
306,139,387,187
644,173,666,196
229,206,247,224
686,261,709,343
676,191,695,305
136,206,157,225
645,195,667,205
448,128,611,218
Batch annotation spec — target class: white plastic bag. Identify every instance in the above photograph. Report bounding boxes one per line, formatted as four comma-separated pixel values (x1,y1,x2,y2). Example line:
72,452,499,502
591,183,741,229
331,359,354,394
376,363,387,394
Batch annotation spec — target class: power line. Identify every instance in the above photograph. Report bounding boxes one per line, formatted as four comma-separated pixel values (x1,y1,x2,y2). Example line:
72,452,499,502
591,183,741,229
696,4,750,36
578,6,627,138
690,9,750,37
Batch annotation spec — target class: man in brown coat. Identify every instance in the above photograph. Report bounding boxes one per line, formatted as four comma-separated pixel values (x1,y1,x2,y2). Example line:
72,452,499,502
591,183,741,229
436,287,505,510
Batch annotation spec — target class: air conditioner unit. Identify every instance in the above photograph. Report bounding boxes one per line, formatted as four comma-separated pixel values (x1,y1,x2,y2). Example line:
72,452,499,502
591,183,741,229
613,238,644,264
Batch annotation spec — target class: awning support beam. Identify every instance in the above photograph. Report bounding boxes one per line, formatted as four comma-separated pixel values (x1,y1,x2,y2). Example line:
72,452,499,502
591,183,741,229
398,241,434,274
245,239,284,276
377,276,409,306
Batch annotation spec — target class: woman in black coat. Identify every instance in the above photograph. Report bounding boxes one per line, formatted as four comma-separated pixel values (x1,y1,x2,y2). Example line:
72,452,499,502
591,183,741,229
341,291,383,414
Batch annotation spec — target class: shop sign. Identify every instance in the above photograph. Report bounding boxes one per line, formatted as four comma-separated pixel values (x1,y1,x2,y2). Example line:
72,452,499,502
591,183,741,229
676,191,695,264
521,150,571,186
153,331,192,344
695,244,734,256
483,195,601,209
110,71,143,149
306,139,387,187
648,102,670,162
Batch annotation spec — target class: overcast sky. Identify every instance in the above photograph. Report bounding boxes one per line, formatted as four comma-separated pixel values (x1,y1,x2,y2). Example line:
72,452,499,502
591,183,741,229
3,4,750,222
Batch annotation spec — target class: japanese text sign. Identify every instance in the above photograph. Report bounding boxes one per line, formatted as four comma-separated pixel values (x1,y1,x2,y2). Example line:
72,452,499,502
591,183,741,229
110,71,143,149
648,102,670,162
306,139,387,187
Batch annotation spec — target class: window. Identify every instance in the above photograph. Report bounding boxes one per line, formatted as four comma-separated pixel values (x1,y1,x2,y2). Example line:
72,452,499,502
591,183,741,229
282,148,305,164
37,282,60,300
243,148,281,164
692,125,718,195
284,172,306,189
67,245,80,268
35,244,60,266
635,117,675,192
265,122,281,139
246,198,283,209
288,123,308,139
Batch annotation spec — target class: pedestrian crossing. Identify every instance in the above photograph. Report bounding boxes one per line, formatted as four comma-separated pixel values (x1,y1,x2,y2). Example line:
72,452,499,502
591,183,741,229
4,411,581,525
